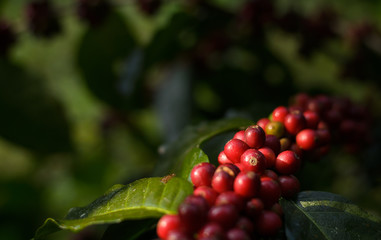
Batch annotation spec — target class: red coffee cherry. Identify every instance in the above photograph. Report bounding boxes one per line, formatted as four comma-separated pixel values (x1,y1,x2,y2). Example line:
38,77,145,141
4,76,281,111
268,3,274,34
264,135,281,154
303,110,320,129
215,191,245,212
245,198,264,218
307,98,325,114
316,129,331,146
233,171,260,198
259,177,281,208
324,109,342,127
198,222,225,239
278,175,300,199
255,210,283,236
166,229,193,240
156,214,181,240
265,121,285,138
224,139,249,163
193,186,218,207
218,151,233,165
292,92,310,109
275,150,301,175
233,130,246,141
178,201,207,233
272,106,289,123
257,118,270,130
183,195,209,213
271,203,283,216
208,204,239,229
226,228,250,240
240,149,266,173
261,169,278,181
258,147,276,168
284,111,306,135
235,217,254,235
212,170,235,193
296,129,317,150
191,162,216,187
216,163,240,177
244,125,265,148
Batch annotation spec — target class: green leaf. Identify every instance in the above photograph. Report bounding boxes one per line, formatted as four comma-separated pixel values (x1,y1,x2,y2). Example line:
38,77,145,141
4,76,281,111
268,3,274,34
34,177,193,240
154,118,254,179
0,59,72,153
280,191,381,240
77,11,138,110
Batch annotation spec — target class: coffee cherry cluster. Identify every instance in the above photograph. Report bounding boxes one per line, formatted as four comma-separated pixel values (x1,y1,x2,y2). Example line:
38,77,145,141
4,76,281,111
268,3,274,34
156,93,371,240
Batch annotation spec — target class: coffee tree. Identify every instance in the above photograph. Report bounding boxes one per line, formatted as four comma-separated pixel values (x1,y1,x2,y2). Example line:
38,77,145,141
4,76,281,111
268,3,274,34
0,0,381,240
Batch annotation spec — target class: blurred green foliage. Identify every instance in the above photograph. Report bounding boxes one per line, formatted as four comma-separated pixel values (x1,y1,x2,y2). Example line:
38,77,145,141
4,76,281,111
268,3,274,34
0,0,381,239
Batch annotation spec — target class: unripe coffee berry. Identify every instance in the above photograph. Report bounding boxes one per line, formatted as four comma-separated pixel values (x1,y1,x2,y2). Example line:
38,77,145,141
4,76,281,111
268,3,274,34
296,129,317,150
233,171,260,198
240,149,266,173
275,150,301,175
224,139,249,163
265,121,285,138
278,175,300,199
156,214,181,239
244,125,265,148
191,162,216,187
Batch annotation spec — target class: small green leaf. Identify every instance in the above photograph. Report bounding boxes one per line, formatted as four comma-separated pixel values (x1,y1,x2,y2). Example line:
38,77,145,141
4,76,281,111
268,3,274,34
34,177,193,240
154,118,254,178
280,191,381,240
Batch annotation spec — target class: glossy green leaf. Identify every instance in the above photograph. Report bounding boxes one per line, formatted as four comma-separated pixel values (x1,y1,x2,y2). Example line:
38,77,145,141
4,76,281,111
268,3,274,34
77,11,138,110
0,59,72,153
280,191,381,240
34,177,193,240
154,118,254,179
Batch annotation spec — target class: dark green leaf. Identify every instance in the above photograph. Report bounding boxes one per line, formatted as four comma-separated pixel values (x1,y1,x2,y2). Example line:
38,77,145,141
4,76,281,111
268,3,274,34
0,59,72,153
34,177,193,240
153,118,254,179
280,191,381,240
77,11,138,110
